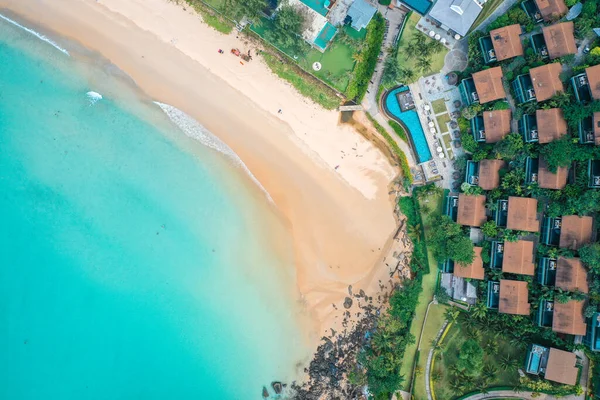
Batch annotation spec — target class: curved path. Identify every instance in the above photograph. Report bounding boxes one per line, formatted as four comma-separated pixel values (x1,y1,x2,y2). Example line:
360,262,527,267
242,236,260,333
459,390,584,400
425,319,448,400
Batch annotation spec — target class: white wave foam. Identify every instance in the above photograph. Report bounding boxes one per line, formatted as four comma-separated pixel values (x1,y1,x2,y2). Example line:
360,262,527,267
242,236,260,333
154,102,273,203
87,91,103,105
0,13,70,56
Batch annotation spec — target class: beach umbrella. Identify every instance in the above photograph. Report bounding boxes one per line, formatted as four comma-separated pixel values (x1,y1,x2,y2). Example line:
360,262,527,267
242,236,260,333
438,152,445,158
428,121,435,127
434,34,441,40
429,31,435,37
429,127,436,133
436,146,443,152
454,34,461,40
424,105,431,111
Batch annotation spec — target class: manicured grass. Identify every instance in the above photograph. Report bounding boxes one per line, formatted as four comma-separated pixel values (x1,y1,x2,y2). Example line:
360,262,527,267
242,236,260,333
431,99,447,114
301,41,356,92
469,0,505,33
413,304,448,400
262,52,340,109
389,120,409,143
397,13,447,82
399,190,444,391
436,113,451,132
433,322,521,400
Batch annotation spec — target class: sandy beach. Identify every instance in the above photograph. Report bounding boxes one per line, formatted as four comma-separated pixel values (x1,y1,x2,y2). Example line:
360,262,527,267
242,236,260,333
1,0,404,355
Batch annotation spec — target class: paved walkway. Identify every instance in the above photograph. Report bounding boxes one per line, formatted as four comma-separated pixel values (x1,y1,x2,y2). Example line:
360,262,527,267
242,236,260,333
425,319,449,400
460,390,585,400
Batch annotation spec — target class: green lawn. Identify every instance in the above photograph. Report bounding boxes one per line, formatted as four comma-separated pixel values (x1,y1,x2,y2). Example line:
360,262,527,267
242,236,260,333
433,321,521,400
412,304,448,400
397,13,447,82
469,0,505,33
436,113,451,132
399,189,444,391
431,99,447,114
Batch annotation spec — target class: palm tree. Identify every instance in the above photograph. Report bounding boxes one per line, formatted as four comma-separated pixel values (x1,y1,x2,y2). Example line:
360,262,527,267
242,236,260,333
499,354,518,371
485,340,499,356
407,223,422,240
445,308,460,323
471,301,488,319
352,51,364,64
482,363,498,381
416,56,432,73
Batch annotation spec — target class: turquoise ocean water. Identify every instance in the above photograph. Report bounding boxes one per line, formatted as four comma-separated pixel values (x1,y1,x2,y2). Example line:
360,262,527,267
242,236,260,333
0,14,309,399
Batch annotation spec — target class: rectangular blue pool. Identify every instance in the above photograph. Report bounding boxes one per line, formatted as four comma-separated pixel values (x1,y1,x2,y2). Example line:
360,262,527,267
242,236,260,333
399,0,432,15
314,23,337,51
384,86,432,163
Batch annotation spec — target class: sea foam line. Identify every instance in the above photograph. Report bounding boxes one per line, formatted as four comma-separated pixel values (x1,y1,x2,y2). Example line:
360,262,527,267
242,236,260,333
154,102,274,203
0,13,70,56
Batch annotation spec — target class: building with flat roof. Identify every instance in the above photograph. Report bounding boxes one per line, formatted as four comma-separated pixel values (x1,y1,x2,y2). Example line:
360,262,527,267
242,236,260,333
454,247,485,279
553,299,587,336
589,160,600,188
502,240,536,276
472,67,506,104
541,22,577,60
530,63,564,102
556,257,589,294
571,64,600,103
506,196,540,232
578,112,600,145
537,257,557,286
427,0,486,37
584,312,600,351
559,215,593,250
457,193,487,227
489,24,524,61
499,279,530,315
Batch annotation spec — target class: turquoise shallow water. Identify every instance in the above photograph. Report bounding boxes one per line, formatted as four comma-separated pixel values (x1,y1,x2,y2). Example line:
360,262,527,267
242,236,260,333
0,15,308,399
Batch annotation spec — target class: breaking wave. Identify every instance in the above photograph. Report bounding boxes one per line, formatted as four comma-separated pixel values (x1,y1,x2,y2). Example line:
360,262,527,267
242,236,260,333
0,13,70,56
86,91,103,105
154,102,273,203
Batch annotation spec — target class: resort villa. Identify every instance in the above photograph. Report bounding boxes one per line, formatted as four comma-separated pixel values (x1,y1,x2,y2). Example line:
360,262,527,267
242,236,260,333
465,159,505,189
514,63,564,104
471,110,512,143
525,346,579,386
501,240,536,275
457,193,487,227
460,67,506,106
555,257,589,293
571,64,600,103
427,0,487,38
559,215,594,250
453,246,485,279
522,0,568,23
498,279,531,315
480,24,524,64
530,22,576,60
525,157,568,189
553,299,587,335
496,196,540,232
578,112,600,144
519,108,567,143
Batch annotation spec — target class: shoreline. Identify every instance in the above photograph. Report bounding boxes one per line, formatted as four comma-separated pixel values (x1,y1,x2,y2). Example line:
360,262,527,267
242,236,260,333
0,0,409,379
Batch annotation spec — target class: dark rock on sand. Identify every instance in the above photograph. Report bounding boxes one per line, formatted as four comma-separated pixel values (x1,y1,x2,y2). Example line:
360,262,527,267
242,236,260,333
343,297,353,309
262,386,269,398
272,381,282,394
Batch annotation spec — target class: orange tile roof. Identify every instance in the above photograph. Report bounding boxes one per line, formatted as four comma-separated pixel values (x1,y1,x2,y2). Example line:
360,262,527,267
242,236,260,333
536,108,567,144
542,22,577,60
534,0,568,21
499,280,530,315
482,110,512,143
559,215,594,250
553,299,587,335
507,197,540,232
454,247,485,280
457,194,487,227
538,158,568,189
530,63,564,102
556,257,589,294
586,64,600,101
473,67,506,104
545,348,579,386
490,24,524,61
478,159,505,190
502,240,535,276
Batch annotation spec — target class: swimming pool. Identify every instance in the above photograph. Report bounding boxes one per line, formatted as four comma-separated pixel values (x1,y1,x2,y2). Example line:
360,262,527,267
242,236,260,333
398,0,432,15
300,0,330,16
314,23,337,51
384,86,432,163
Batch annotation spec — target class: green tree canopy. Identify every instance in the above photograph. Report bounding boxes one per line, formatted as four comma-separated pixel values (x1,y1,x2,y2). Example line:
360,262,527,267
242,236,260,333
428,215,475,265
224,0,268,22
494,133,524,160
264,5,306,53
457,339,484,377
580,243,600,274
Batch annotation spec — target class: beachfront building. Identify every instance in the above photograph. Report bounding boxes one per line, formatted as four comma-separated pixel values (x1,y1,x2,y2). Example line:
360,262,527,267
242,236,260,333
589,160,600,188
522,0,568,23
427,0,487,39
498,279,530,315
513,63,563,104
530,22,576,60
571,64,600,103
525,157,568,189
480,24,523,64
578,112,600,144
525,346,579,386
453,247,485,280
559,215,593,250
460,67,505,106
471,110,511,143
345,0,378,31
519,108,567,143
555,257,589,293
553,299,587,336
465,159,505,189
457,193,487,227
495,196,540,232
